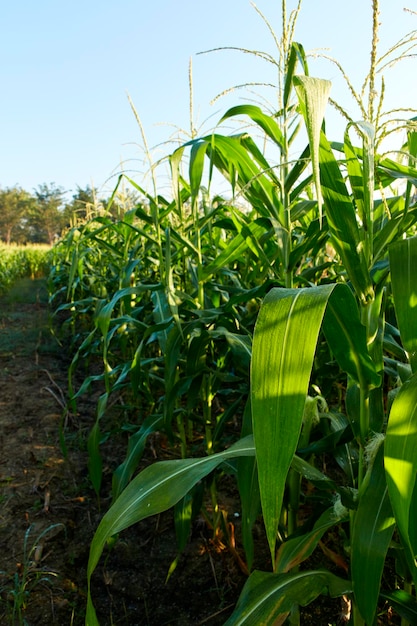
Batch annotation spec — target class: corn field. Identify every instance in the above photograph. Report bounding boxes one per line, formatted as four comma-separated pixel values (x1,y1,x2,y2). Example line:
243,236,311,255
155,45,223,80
28,0,417,623
0,244,51,294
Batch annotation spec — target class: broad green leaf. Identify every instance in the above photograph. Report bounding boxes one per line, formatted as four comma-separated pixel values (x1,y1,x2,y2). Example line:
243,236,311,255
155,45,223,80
251,286,331,561
351,446,395,625
86,436,255,625
223,569,352,626
251,283,377,562
275,507,348,574
389,236,417,372
294,76,331,223
319,131,374,305
385,371,417,567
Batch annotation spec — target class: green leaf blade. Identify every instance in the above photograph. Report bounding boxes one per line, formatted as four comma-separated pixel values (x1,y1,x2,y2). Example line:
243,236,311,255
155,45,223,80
385,371,417,565
251,285,334,562
351,446,395,624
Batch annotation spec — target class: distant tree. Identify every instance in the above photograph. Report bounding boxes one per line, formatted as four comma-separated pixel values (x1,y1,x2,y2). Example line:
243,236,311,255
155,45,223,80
28,183,66,244
0,186,35,244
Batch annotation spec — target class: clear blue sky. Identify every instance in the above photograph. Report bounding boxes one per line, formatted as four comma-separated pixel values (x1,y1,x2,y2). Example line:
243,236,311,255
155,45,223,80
1,0,416,199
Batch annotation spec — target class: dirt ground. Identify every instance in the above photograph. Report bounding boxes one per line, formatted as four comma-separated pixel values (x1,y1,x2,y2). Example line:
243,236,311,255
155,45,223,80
0,279,400,625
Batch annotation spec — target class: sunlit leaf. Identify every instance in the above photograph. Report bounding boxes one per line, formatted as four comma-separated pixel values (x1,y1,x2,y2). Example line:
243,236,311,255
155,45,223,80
389,236,417,372
385,371,417,568
319,131,374,305
252,283,378,562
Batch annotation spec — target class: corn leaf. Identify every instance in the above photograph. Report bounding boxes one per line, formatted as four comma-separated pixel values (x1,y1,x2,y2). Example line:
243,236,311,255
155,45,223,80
189,139,210,198
251,283,377,563
343,121,376,265
294,76,331,223
223,569,351,625
319,131,373,304
275,507,348,574
284,42,308,108
351,446,395,624
380,589,417,622
389,236,417,372
219,104,285,151
86,436,255,625
385,371,417,570
322,288,381,389
204,134,281,221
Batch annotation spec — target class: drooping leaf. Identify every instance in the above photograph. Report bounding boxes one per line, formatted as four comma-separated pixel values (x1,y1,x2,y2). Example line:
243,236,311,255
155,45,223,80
201,219,269,280
275,507,348,574
380,589,417,622
322,286,381,390
343,121,376,266
189,139,210,199
294,76,332,223
223,569,351,626
219,104,285,151
86,436,255,625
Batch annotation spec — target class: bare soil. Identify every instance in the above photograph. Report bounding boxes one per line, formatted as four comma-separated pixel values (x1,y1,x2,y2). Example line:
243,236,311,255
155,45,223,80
0,279,401,625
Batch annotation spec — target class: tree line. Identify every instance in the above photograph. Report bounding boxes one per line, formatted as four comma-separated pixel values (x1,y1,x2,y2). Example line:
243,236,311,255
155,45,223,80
0,183,138,245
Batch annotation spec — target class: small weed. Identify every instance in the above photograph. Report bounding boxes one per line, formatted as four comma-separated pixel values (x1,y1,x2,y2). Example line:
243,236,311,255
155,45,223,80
0,523,64,625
